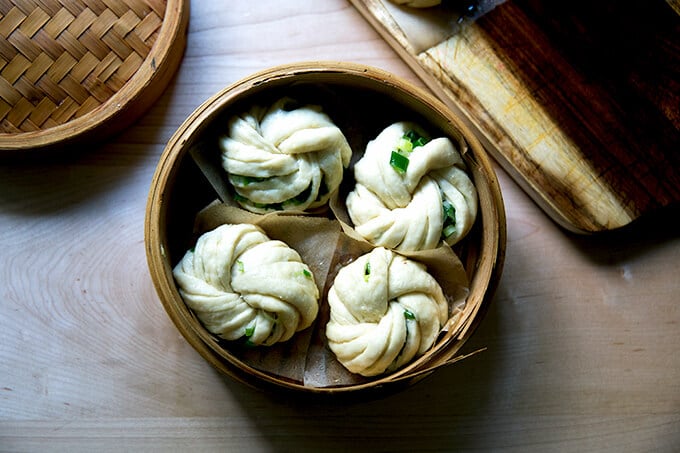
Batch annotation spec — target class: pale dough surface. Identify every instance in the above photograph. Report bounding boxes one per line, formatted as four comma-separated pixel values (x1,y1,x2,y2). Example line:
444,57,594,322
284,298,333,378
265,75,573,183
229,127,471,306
347,121,477,251
220,98,352,213
326,247,448,376
173,224,320,346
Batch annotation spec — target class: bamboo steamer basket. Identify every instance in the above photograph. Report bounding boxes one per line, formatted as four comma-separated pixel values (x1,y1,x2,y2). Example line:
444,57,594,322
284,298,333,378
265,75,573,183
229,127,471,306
145,62,506,396
0,0,189,157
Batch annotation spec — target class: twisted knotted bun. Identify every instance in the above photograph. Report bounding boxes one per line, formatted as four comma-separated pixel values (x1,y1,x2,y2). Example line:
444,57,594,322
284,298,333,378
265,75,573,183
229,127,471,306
173,224,319,346
346,121,477,251
220,97,352,214
325,247,448,376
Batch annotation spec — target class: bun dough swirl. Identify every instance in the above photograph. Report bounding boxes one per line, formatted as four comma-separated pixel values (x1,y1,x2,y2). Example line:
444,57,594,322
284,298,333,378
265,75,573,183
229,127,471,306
220,97,352,214
326,247,448,376
173,224,320,346
346,121,477,251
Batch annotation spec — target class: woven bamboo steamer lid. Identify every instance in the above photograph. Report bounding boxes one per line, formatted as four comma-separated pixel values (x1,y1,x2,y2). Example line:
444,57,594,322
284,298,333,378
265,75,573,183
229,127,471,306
145,62,506,396
0,0,189,157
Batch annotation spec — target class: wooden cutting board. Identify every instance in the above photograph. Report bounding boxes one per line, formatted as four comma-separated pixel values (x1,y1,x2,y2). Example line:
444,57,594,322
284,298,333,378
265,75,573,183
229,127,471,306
350,0,680,233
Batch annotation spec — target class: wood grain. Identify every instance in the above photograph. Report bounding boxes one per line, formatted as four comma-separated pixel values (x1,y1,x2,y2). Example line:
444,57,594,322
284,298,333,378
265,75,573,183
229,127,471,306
144,62,506,394
350,0,680,233
0,0,189,155
1,0,679,451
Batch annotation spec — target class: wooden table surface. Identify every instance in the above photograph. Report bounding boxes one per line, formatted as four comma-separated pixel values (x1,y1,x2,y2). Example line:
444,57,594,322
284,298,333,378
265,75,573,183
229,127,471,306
1,1,679,451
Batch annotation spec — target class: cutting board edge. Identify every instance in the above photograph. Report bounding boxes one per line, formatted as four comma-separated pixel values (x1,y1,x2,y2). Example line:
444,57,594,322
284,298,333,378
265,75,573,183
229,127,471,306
349,0,615,234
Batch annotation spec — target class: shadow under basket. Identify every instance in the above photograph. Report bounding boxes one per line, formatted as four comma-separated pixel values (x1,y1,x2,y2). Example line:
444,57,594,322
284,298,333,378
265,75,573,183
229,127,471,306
145,62,506,396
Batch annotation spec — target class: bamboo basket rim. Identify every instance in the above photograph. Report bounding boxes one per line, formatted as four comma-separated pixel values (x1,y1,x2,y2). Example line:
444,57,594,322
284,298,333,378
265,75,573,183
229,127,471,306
0,0,189,156
145,61,506,395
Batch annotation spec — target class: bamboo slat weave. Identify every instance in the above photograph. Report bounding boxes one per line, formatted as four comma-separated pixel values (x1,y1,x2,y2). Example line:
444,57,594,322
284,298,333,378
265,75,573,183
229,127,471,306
0,0,169,139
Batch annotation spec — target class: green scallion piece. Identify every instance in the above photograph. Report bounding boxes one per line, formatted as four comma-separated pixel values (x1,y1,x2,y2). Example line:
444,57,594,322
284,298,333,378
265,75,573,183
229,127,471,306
232,193,249,203
443,200,456,221
396,137,413,154
230,174,267,186
442,224,457,238
403,130,419,141
245,326,255,337
364,261,371,282
390,151,409,174
404,309,416,320
302,269,312,279
442,199,457,238
236,260,245,273
403,130,429,148
412,136,429,148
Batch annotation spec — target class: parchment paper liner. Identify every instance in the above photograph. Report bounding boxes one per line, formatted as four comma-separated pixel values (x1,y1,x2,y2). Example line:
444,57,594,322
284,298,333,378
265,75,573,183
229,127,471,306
176,85,482,387
183,198,471,388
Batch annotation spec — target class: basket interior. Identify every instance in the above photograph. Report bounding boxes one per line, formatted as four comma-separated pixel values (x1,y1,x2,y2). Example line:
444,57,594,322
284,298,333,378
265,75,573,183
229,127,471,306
148,66,505,394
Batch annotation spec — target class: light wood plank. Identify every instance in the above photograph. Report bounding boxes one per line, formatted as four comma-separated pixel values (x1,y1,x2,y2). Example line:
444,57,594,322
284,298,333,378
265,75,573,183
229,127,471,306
1,1,679,450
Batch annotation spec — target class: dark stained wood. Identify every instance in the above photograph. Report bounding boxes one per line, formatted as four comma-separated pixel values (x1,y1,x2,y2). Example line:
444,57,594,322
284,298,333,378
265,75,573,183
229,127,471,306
479,0,680,221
